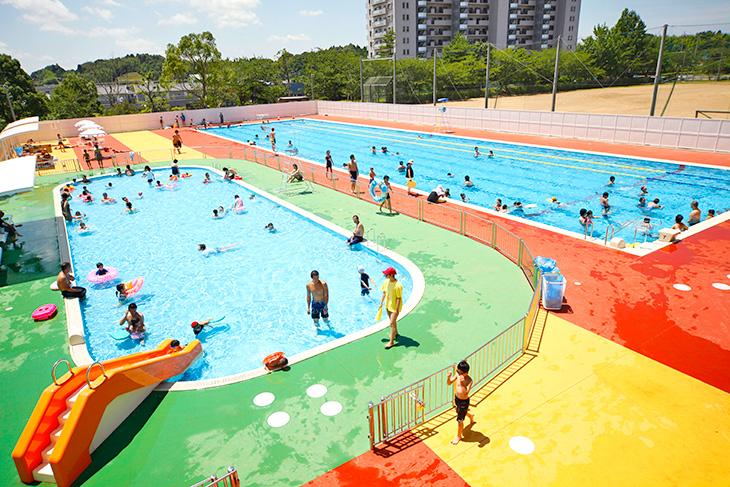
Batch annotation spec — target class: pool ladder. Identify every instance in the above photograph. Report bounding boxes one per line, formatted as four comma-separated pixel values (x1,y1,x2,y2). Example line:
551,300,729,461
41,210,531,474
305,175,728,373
366,228,386,251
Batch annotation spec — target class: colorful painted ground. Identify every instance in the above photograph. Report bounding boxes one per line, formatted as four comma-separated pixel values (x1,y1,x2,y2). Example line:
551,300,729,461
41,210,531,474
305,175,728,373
1,118,729,486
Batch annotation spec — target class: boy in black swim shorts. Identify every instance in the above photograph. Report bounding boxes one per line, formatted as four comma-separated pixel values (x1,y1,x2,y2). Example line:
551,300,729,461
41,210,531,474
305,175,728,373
447,360,475,445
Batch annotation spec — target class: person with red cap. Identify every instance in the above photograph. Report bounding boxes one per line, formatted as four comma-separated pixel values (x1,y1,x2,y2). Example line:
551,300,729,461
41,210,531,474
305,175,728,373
380,267,403,349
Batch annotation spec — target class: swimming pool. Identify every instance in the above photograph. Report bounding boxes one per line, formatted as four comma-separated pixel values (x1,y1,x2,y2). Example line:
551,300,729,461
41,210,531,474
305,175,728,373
63,167,418,384
205,119,730,242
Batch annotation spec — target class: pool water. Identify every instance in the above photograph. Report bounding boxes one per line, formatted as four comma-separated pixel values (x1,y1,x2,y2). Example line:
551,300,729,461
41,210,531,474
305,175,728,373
206,120,730,242
65,168,412,382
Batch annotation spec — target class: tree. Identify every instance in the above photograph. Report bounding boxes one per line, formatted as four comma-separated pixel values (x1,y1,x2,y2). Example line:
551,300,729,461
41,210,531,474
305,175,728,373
229,57,285,105
48,74,103,120
0,54,49,127
162,31,229,108
443,34,470,63
276,49,295,95
132,71,170,112
380,30,396,58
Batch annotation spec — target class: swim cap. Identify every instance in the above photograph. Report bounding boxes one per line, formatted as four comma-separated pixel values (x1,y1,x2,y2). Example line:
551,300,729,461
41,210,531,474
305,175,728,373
190,321,198,328
358,266,365,273
641,186,647,190
408,159,414,164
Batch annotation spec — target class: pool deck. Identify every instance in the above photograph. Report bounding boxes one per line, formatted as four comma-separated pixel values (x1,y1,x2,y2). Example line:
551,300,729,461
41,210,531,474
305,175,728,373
2,119,729,486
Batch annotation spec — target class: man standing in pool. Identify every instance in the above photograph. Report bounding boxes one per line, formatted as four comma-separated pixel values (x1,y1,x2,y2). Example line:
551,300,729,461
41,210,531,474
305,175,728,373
306,270,329,332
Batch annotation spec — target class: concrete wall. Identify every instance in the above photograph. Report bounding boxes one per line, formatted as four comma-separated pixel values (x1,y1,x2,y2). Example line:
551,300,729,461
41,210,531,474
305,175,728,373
316,101,730,153
36,101,319,141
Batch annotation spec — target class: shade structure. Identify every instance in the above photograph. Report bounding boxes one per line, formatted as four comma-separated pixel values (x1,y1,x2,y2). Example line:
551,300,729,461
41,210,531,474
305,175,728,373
79,128,107,137
76,123,104,131
74,120,97,127
0,155,36,197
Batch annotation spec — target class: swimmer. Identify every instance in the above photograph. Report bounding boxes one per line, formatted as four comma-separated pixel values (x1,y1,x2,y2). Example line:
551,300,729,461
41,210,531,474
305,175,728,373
232,194,244,210
102,193,115,204
137,192,143,199
119,302,145,344
95,262,109,276
706,209,715,220
638,186,648,196
549,196,561,205
607,176,615,186
203,173,211,183
600,192,610,215
638,197,646,208
78,222,89,231
198,242,242,257
358,266,375,296
115,283,129,301
397,161,406,172
265,222,276,233
124,201,136,213
579,208,588,225
688,201,701,226
81,174,91,184
447,172,454,178
155,180,164,188
249,194,256,200
306,270,329,331
492,198,502,210
671,214,688,232
488,150,494,158
500,204,510,213
460,193,469,203
474,147,481,157
464,175,473,187
143,166,154,185
647,198,663,210
122,197,129,204
124,164,135,176
217,205,226,215
115,168,123,177
381,146,388,153
190,317,218,337
212,209,222,219
371,146,377,154
585,210,594,225
169,174,178,181
73,211,85,221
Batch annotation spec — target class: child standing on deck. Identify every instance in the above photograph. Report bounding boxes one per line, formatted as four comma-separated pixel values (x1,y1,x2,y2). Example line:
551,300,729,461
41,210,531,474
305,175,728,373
447,360,475,445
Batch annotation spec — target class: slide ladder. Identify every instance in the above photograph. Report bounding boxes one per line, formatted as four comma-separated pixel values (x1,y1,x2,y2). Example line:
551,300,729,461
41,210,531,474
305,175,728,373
13,340,202,487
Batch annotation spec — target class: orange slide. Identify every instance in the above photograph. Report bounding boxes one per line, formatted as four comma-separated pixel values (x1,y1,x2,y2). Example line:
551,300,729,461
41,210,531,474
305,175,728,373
12,340,202,487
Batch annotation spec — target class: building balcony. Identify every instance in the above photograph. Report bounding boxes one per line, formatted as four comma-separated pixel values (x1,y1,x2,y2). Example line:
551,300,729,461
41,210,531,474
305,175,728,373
460,2,469,8
509,13,517,19
417,0,427,6
543,14,551,20
542,24,550,30
372,6,386,16
508,34,516,40
460,13,468,18
372,0,387,5
418,46,427,53
544,3,552,9
459,23,467,29
418,12,427,18
508,23,516,30
541,44,548,49
372,18,387,28
418,35,427,41
510,2,518,8
373,30,386,39
541,34,549,39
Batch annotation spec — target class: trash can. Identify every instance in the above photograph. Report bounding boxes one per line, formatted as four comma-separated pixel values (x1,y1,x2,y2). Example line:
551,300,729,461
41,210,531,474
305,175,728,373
542,273,566,311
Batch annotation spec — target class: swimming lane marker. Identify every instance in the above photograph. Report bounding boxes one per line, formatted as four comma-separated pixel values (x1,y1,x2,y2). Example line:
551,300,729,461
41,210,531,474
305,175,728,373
267,411,290,427
509,436,535,455
320,401,342,417
307,384,327,398
253,392,275,407
712,283,730,291
673,284,691,291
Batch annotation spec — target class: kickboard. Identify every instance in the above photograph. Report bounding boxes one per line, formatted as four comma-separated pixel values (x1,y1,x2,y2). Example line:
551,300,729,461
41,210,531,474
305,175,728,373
406,180,416,188
110,329,130,340
210,315,226,324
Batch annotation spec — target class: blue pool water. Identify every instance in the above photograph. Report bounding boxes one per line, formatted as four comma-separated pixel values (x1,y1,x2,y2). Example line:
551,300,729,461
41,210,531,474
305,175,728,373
65,168,412,382
206,120,730,241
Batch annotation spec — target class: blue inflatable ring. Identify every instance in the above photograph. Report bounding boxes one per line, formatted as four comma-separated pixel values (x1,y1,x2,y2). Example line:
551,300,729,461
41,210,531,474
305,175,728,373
369,179,388,204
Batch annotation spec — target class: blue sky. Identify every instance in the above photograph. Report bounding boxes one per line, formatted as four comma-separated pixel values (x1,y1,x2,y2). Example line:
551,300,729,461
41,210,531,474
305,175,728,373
0,0,728,74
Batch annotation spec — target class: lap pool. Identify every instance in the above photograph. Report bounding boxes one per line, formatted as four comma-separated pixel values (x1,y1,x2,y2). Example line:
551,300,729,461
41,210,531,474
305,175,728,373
62,167,419,384
205,119,730,242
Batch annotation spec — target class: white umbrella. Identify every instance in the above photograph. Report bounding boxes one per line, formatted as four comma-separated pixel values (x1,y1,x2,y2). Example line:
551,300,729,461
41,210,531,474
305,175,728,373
77,123,104,131
79,128,107,137
74,120,96,127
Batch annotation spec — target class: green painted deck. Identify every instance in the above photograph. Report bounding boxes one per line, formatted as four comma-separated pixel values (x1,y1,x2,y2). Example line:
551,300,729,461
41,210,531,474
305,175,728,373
0,158,533,486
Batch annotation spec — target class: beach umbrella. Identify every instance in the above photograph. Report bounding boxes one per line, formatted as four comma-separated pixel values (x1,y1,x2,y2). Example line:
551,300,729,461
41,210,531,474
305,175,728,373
77,123,104,131
79,128,107,137
74,120,96,127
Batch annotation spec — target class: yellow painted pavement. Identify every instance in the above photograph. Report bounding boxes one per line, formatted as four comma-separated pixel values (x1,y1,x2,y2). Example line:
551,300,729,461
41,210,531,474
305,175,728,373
111,130,204,163
416,315,730,486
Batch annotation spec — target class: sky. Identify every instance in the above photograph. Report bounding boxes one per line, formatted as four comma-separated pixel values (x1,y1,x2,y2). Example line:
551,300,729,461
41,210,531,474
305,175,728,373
0,0,729,74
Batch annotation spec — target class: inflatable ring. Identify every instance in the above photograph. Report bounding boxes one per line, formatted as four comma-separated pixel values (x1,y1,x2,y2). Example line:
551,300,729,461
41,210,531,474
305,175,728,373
233,205,247,213
123,276,145,297
263,351,285,368
169,175,178,181
32,304,57,321
181,173,192,178
165,183,178,190
369,179,388,204
87,267,119,283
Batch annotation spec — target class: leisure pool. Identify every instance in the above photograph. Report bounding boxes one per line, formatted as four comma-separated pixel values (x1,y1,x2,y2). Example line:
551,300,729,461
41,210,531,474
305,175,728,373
205,119,730,242
63,167,419,383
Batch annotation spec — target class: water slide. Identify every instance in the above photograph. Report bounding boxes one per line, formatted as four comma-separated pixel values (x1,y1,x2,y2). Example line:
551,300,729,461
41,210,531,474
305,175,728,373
12,339,202,487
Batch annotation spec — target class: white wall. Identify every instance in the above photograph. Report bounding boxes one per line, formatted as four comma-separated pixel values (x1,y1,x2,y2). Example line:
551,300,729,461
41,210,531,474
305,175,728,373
316,101,730,153
36,101,319,141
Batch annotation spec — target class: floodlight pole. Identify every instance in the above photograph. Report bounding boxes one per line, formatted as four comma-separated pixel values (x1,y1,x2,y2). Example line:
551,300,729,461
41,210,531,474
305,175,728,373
650,24,668,117
433,50,437,106
484,43,491,109
551,36,561,112
392,50,397,105
360,58,364,102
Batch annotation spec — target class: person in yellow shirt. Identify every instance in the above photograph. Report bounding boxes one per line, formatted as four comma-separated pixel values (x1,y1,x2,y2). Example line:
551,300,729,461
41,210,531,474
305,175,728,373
380,267,403,349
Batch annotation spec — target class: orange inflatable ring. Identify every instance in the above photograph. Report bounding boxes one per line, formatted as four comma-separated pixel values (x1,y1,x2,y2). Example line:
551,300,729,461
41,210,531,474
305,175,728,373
263,352,285,368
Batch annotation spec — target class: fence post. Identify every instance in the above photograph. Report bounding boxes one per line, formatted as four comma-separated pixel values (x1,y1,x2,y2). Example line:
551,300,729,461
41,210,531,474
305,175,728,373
311,168,315,182
228,147,232,159
263,153,267,167
368,402,376,450
253,149,258,163
460,211,465,235
491,224,497,249
276,155,281,171
517,239,524,267
202,147,207,159
331,175,336,190
418,199,423,221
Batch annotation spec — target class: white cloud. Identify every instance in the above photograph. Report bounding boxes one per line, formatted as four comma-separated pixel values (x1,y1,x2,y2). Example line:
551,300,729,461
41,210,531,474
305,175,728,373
158,13,198,25
115,38,164,54
187,0,261,27
82,6,113,22
85,26,138,38
3,0,79,34
99,0,121,5
299,9,323,16
268,34,311,43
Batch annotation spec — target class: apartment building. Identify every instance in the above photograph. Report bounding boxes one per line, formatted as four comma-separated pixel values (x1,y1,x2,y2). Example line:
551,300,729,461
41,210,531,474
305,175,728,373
366,0,581,58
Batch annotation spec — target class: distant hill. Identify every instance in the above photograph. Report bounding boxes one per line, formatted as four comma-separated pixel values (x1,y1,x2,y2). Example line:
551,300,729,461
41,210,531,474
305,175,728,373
31,54,164,86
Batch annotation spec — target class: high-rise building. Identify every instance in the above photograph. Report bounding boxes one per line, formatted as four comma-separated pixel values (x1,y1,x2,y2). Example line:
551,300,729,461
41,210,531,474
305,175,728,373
366,0,581,59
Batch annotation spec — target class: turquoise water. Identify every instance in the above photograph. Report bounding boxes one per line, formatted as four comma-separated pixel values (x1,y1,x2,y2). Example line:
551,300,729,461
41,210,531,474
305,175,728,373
64,168,412,382
206,120,730,241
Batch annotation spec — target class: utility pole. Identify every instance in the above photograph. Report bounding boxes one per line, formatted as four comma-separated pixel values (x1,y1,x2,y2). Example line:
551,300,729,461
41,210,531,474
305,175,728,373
650,24,668,116
3,85,16,122
432,50,437,106
484,43,491,109
360,58,364,102
551,36,561,112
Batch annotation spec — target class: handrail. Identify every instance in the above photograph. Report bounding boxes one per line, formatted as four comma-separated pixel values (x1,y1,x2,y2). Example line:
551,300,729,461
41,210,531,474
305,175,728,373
376,232,386,250
51,359,74,386
189,466,240,487
604,224,615,245
85,361,108,390
584,221,594,240
365,228,375,242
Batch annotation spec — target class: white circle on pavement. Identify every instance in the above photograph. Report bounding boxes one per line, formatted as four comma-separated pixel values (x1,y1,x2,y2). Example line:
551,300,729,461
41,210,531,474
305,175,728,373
320,401,343,416
267,411,290,428
673,284,691,291
307,384,328,398
712,283,730,291
509,436,535,455
253,392,275,407
574,282,581,286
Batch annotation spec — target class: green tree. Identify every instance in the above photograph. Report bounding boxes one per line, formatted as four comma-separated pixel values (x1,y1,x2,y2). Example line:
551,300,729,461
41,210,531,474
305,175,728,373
0,54,49,126
276,49,295,95
380,30,396,58
162,31,229,108
132,71,170,112
442,33,470,63
48,74,103,120
230,57,285,105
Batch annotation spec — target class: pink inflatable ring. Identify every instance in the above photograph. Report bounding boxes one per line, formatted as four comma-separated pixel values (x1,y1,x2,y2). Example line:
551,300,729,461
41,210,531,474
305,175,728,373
32,304,57,321
87,267,119,283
